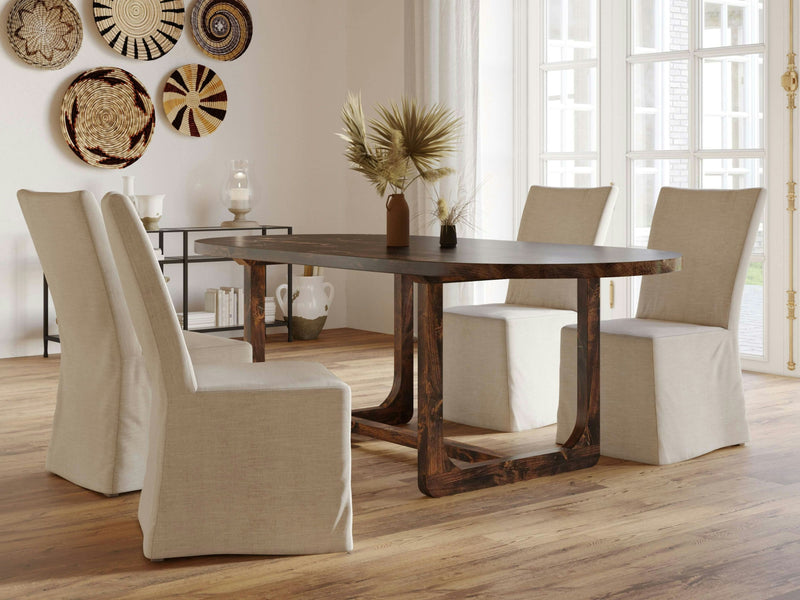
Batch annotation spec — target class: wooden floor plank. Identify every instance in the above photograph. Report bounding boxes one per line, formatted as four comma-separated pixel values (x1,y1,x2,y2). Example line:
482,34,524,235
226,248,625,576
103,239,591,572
0,328,799,599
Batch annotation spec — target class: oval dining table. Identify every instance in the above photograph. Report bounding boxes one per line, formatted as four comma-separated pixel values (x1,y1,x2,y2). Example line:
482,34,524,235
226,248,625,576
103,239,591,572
195,234,681,497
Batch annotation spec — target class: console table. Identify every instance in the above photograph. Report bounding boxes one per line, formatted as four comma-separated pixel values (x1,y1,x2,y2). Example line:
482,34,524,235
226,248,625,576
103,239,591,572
195,234,681,497
42,224,293,357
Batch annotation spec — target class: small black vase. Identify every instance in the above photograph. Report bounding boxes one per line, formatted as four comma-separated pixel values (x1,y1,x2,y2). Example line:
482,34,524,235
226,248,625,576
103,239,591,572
439,224,457,248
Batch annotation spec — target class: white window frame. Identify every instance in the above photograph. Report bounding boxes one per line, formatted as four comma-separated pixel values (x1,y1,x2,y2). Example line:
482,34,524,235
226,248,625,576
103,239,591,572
518,1,793,370
626,0,767,359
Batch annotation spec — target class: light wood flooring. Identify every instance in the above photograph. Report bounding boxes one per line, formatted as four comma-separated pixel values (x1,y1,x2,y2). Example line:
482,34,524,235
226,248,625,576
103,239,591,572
1,328,799,599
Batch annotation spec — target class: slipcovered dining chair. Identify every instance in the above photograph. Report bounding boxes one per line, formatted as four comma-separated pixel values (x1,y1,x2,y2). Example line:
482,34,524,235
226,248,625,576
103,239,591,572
556,187,765,465
18,189,252,496
102,192,352,559
443,185,617,432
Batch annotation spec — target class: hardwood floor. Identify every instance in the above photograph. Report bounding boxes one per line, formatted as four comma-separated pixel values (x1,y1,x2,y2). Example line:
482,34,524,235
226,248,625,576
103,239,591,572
1,328,799,599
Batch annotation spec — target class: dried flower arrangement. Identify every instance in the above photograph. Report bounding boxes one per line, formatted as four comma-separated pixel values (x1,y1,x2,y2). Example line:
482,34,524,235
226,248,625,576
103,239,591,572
338,92,461,196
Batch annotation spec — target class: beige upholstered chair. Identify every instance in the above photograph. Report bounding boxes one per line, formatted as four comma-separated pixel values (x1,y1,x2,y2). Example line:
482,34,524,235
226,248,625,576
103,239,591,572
443,185,617,432
18,190,252,496
102,192,352,559
557,187,765,465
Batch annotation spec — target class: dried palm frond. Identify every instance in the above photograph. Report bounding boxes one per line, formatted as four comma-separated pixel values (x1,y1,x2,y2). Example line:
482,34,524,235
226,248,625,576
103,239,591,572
370,97,461,175
338,92,461,197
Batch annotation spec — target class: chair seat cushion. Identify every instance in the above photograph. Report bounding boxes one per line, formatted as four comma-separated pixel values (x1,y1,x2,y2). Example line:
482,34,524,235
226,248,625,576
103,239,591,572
444,303,576,431
182,330,252,364
194,360,348,393
557,318,748,465
567,317,726,339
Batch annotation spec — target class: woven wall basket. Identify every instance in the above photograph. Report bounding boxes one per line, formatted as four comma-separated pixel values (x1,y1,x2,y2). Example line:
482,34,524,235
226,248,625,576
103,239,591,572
191,0,252,61
163,64,227,137
93,0,184,60
61,67,155,169
7,0,82,70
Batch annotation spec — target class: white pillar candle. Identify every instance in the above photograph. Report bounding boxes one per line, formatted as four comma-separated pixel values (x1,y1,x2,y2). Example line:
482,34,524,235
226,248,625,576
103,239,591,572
229,188,250,209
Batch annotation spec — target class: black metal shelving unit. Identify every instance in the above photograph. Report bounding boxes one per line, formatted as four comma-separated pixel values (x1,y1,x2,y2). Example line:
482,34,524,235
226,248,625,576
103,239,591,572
43,224,293,357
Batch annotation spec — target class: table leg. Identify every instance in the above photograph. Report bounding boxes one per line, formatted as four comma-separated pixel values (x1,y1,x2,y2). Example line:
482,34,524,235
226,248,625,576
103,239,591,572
416,282,454,495
352,274,414,424
243,260,266,362
563,277,601,449
415,277,601,498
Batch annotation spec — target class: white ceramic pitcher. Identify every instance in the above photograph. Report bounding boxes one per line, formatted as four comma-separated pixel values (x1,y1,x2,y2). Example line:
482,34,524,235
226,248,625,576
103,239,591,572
276,275,334,340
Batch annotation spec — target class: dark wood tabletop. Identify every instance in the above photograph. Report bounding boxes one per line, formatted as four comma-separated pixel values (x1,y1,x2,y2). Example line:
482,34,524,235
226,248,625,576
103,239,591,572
194,234,681,281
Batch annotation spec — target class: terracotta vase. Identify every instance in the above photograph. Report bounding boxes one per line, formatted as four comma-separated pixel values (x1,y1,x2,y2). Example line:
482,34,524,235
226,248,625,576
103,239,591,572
439,224,457,248
386,193,410,247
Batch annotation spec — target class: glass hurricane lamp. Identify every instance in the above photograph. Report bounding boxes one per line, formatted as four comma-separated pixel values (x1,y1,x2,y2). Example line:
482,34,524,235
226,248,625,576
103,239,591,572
221,159,259,227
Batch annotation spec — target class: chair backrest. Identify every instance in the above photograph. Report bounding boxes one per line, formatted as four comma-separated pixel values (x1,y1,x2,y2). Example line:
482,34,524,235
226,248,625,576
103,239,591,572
101,192,196,398
18,189,152,493
636,186,765,331
17,189,142,363
505,185,617,311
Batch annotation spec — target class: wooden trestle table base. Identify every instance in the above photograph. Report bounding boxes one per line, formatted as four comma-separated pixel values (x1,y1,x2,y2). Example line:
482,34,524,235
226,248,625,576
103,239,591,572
195,234,681,497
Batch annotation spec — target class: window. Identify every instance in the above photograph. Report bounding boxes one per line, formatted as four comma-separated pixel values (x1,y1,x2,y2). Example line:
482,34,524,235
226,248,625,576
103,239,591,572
542,0,598,186
482,0,771,360
628,0,765,355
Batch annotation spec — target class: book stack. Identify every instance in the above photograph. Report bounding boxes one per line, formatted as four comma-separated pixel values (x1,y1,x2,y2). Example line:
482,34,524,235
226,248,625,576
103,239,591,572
265,296,276,324
177,311,216,329
204,287,245,327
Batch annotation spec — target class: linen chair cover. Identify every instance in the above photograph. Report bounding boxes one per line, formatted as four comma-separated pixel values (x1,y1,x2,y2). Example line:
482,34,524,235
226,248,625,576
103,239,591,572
18,190,252,496
556,187,765,464
443,185,617,432
102,192,352,559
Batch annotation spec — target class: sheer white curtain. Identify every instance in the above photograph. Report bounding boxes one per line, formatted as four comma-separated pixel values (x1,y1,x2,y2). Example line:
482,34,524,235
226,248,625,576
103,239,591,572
406,0,480,306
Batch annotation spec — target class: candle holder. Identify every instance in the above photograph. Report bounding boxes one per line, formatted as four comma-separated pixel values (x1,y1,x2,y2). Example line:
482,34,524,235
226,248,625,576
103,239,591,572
221,159,259,227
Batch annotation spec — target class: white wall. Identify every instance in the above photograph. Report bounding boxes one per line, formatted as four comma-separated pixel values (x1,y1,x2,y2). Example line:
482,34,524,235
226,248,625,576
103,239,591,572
342,0,406,335
1,0,404,358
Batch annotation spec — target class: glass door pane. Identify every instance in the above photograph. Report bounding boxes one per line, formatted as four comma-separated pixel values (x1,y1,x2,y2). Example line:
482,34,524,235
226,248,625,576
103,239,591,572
631,60,690,151
631,0,689,53
545,67,597,152
702,0,763,48
547,0,596,61
701,54,763,150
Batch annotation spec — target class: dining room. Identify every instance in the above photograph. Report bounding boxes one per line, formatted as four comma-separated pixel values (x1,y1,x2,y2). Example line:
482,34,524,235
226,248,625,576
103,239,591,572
1,1,799,599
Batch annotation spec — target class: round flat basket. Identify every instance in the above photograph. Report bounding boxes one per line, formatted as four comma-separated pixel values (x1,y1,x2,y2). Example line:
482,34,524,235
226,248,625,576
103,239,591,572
61,67,155,169
7,0,83,70
191,0,252,61
163,64,227,137
93,0,184,60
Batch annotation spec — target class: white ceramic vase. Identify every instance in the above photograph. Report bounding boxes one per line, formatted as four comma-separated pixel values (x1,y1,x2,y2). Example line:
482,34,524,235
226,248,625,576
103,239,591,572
276,275,334,340
135,194,164,230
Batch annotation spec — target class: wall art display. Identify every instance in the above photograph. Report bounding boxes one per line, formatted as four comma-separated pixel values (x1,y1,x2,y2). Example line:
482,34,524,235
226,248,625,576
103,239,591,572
61,67,155,168
7,0,83,70
191,0,252,61
163,63,227,137
93,0,184,61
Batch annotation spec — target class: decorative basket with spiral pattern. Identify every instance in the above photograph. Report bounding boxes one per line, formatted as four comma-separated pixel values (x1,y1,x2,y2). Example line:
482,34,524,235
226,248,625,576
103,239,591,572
61,67,155,168
93,0,184,60
191,0,252,61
